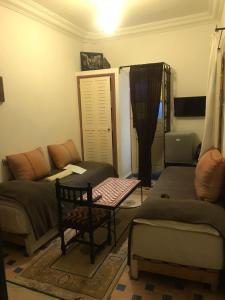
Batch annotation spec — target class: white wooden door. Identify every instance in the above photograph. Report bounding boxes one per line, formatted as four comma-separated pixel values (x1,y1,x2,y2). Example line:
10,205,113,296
79,76,113,164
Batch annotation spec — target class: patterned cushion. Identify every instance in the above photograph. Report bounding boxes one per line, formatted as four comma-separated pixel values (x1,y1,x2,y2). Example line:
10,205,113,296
63,207,109,230
6,147,50,180
195,148,225,202
48,139,81,169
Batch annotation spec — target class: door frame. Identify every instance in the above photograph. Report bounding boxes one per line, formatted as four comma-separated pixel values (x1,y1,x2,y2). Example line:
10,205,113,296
77,73,118,173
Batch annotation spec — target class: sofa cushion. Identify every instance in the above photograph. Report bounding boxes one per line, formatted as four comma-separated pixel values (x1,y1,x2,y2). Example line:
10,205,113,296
194,148,225,202
48,139,81,169
150,166,196,200
6,147,50,180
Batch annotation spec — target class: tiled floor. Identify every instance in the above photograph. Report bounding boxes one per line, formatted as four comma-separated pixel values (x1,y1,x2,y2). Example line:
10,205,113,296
3,242,225,300
110,267,225,300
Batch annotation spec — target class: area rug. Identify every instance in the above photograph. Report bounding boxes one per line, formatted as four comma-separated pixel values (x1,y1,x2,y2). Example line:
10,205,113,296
119,187,150,208
9,207,139,300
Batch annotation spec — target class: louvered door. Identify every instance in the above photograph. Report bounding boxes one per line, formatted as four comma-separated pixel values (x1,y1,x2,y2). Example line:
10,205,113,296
79,76,113,164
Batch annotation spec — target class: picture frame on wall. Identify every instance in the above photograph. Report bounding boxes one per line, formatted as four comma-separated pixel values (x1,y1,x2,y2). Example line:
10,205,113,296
0,77,5,102
103,57,111,69
80,52,103,71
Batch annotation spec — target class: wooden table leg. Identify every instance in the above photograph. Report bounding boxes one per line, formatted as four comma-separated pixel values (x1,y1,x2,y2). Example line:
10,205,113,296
0,239,8,300
113,210,117,247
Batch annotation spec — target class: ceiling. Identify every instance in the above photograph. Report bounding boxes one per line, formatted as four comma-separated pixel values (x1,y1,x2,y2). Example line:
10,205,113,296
31,0,217,33
2,0,222,39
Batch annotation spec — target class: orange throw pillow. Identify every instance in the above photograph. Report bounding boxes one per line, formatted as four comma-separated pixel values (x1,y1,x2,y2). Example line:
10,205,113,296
194,148,225,202
6,147,50,180
47,139,81,169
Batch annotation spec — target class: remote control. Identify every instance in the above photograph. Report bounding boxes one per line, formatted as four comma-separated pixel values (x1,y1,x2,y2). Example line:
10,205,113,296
92,194,102,202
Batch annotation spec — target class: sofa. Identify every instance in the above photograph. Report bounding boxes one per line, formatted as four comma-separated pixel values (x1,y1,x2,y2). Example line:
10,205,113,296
0,140,116,255
129,149,225,290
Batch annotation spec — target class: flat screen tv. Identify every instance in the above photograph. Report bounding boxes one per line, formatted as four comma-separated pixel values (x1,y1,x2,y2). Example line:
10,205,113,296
174,96,206,117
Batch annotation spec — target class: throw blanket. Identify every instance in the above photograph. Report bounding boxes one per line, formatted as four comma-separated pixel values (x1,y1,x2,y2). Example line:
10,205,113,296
0,181,57,239
128,194,225,264
134,196,225,238
0,162,116,240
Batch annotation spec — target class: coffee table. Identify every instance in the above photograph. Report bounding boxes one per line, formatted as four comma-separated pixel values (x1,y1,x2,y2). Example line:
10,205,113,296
90,177,141,245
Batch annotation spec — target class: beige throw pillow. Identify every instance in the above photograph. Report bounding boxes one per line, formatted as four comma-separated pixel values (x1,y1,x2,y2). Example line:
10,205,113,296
194,148,225,202
6,147,50,180
47,139,81,169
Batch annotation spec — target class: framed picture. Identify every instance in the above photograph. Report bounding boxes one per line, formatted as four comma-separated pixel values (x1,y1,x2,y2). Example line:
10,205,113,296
0,77,5,102
103,57,111,69
80,52,103,71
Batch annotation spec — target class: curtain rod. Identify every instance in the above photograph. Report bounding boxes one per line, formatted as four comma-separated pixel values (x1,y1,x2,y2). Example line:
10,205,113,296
215,26,225,32
119,62,171,71
215,26,225,50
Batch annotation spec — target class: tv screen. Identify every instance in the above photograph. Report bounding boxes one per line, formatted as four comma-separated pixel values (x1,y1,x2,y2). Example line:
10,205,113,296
174,96,206,117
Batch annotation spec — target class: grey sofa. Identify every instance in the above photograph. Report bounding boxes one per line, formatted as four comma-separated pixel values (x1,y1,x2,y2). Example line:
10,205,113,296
129,166,224,290
0,161,115,255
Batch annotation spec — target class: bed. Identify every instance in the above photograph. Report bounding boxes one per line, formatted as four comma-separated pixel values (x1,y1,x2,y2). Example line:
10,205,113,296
129,158,225,290
0,140,116,255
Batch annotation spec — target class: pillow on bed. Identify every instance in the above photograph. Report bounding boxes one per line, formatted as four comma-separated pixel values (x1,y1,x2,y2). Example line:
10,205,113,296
47,139,81,169
194,148,225,202
6,147,50,180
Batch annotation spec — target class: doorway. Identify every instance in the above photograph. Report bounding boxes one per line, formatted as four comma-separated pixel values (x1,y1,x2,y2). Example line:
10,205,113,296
77,74,118,172
130,65,171,176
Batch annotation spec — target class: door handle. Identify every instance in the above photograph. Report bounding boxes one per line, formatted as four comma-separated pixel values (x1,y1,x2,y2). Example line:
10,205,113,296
107,128,111,131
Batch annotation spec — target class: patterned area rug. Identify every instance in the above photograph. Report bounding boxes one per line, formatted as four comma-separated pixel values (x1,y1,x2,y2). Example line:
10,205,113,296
119,187,150,208
9,208,139,300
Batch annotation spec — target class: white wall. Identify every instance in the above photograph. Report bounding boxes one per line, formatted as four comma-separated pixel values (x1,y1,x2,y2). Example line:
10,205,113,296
83,22,216,145
0,4,218,181
0,6,82,181
119,69,131,177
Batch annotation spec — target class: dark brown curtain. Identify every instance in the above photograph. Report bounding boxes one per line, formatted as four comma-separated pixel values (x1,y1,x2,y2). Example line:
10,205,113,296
130,63,163,187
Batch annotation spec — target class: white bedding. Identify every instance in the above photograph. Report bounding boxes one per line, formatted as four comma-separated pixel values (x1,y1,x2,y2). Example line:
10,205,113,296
131,219,224,270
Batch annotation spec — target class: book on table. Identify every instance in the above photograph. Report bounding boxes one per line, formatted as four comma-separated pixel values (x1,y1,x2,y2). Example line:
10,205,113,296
64,164,87,174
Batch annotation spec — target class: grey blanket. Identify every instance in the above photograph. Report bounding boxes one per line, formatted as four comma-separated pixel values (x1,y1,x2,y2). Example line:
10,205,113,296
0,161,116,239
0,180,57,239
135,196,225,238
135,166,225,238
128,166,225,264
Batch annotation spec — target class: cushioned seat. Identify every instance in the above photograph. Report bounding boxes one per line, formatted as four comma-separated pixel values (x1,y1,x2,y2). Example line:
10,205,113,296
63,207,110,230
0,161,116,255
129,163,225,290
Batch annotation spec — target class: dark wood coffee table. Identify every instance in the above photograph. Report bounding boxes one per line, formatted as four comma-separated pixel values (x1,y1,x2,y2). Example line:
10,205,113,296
90,177,141,245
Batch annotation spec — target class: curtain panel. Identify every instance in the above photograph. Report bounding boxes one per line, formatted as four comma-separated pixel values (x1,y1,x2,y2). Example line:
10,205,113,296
130,63,163,187
200,33,224,156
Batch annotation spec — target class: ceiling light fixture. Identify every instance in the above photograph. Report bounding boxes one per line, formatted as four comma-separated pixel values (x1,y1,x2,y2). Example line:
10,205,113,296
95,0,124,34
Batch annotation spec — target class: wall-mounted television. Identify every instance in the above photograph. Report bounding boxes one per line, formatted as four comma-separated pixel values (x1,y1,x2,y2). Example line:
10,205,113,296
174,96,206,117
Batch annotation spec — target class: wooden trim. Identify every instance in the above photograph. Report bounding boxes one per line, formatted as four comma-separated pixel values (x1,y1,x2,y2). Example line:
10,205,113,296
0,231,26,246
133,255,220,291
76,73,118,173
76,77,84,160
109,74,118,172
0,77,5,102
130,101,134,175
